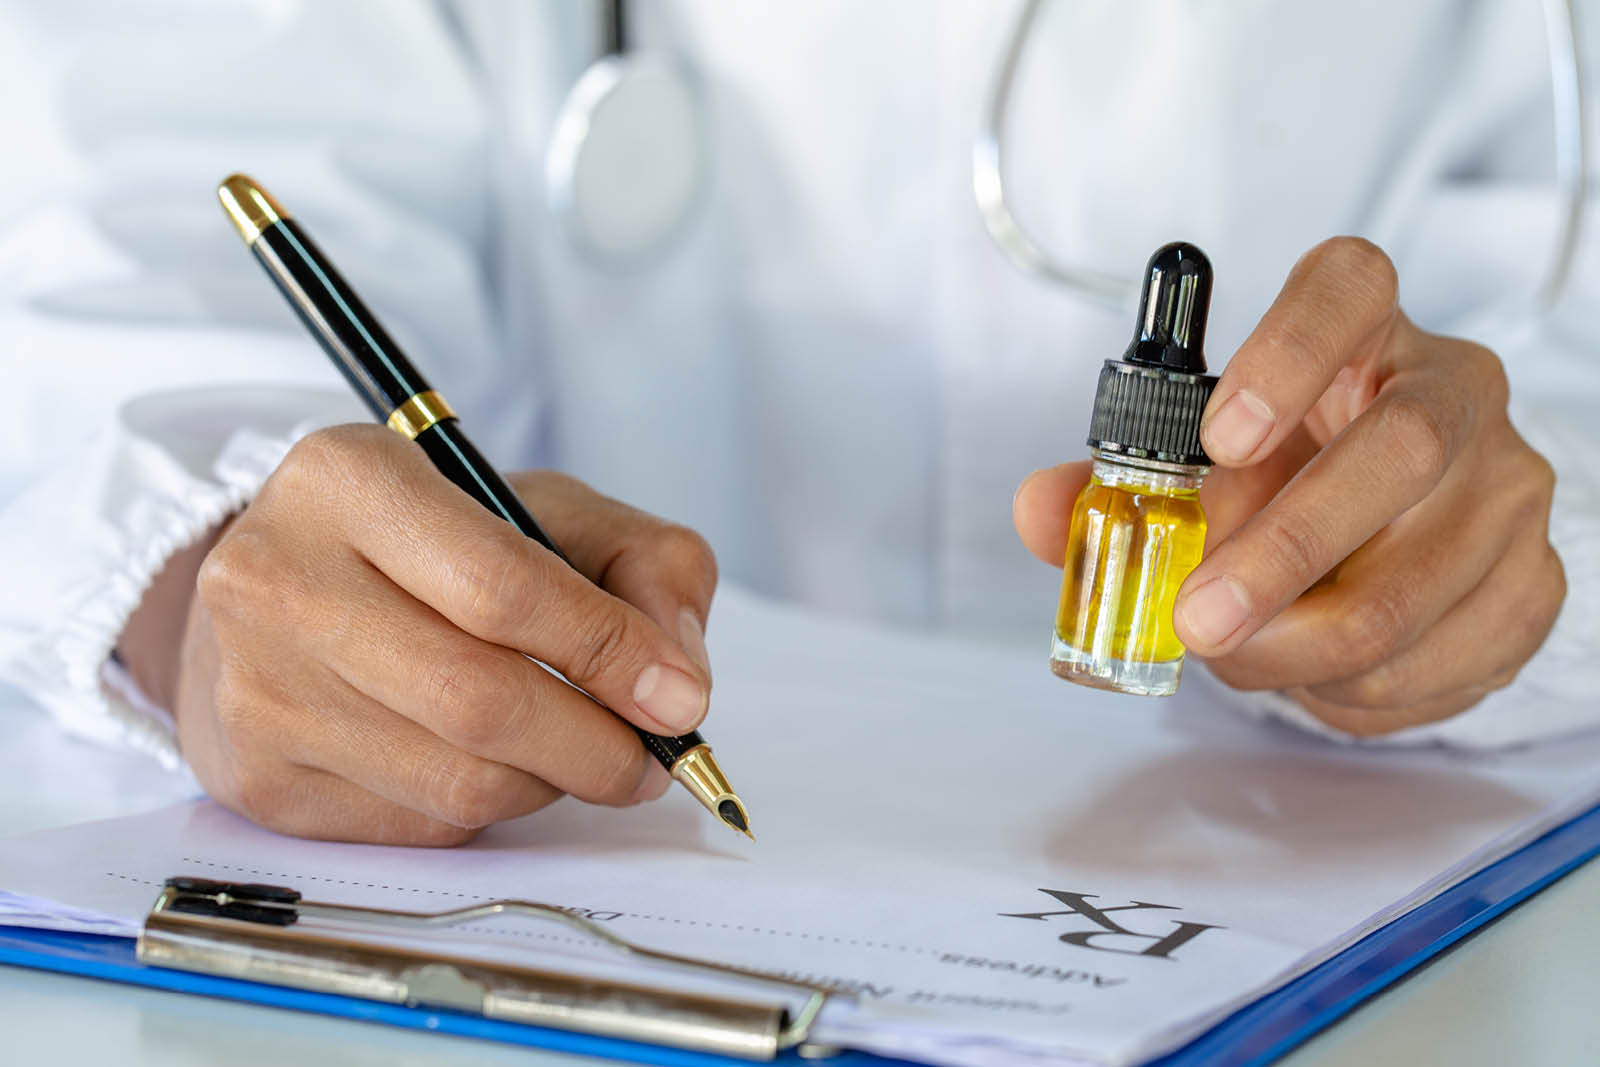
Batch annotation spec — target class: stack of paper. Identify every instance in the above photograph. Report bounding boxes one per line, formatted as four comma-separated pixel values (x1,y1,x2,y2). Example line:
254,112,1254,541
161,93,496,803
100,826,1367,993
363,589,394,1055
3,587,1599,1067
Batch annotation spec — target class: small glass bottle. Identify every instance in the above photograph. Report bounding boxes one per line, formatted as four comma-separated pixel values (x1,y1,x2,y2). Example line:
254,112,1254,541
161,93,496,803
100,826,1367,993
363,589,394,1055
1050,243,1219,697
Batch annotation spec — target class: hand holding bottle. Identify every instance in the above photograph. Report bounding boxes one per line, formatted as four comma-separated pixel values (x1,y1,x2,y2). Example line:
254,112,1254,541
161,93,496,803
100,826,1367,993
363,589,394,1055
1015,237,1565,732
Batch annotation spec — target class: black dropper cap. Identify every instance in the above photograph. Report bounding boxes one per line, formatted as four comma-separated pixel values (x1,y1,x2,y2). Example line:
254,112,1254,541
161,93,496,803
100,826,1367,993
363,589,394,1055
1086,242,1219,467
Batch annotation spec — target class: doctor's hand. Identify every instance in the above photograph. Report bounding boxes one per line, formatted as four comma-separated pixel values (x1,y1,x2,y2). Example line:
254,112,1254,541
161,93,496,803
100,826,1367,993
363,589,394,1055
121,424,717,844
1015,237,1565,735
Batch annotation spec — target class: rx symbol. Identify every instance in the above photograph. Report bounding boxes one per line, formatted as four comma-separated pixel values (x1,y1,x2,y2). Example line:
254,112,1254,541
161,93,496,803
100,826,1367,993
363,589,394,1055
1000,889,1223,960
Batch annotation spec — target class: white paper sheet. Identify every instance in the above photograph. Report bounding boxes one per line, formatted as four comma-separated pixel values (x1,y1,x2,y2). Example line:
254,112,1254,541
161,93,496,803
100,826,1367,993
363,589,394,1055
3,587,1599,1067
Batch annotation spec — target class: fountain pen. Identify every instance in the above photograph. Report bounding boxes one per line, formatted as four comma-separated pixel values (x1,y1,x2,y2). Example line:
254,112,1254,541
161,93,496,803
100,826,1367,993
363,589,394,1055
216,174,752,839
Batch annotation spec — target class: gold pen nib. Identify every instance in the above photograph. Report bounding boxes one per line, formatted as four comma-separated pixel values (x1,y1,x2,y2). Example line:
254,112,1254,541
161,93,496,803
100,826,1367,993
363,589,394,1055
217,173,289,245
717,798,755,842
671,745,754,840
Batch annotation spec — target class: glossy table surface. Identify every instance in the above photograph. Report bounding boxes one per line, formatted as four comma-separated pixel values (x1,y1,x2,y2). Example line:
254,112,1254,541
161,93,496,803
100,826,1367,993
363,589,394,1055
1,687,1595,1066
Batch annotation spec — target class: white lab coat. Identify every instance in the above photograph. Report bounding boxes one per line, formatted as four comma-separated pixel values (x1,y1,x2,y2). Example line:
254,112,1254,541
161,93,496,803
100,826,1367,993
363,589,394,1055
1,0,1596,769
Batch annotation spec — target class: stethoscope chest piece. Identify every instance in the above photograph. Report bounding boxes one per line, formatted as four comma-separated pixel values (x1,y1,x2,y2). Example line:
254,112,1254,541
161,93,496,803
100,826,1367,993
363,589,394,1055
546,53,705,265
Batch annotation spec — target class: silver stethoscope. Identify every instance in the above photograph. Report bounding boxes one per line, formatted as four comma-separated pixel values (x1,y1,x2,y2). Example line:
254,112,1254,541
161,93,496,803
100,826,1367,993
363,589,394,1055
549,0,1589,322
545,0,706,264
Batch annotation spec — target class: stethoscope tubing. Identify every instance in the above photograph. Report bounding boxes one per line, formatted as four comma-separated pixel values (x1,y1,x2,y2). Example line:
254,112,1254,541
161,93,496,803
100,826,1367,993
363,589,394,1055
974,0,1592,322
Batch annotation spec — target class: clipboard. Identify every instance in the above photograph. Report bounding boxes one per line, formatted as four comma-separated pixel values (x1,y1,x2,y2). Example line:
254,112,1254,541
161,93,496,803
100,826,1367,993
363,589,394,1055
1,798,1599,1067
6,875,859,1064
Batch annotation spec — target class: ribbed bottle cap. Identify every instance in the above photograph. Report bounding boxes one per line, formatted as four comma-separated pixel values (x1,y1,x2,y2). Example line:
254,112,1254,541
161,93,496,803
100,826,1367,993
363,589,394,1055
1087,242,1219,467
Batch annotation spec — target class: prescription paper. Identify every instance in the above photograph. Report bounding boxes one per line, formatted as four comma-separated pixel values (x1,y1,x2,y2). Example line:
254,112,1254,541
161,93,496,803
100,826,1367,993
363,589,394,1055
3,587,1600,1067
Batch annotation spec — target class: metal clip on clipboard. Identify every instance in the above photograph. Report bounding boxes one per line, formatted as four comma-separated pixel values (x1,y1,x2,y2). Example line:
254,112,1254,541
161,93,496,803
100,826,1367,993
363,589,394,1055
137,877,844,1060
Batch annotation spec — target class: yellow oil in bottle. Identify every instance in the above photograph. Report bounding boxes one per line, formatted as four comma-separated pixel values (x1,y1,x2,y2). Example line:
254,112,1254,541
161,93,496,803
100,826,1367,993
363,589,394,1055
1050,455,1206,696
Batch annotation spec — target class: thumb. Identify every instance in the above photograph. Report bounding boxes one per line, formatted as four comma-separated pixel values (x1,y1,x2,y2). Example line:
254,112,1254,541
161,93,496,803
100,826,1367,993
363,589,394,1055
509,471,718,680
1013,462,1094,567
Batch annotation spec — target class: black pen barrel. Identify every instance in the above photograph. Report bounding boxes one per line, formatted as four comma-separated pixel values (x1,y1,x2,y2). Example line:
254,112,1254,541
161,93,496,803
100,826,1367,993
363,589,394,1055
251,219,431,420
413,420,566,560
635,727,707,764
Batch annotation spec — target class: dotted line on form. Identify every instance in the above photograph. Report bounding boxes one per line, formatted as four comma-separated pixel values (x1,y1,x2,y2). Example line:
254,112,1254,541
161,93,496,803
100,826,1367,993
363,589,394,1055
115,858,943,956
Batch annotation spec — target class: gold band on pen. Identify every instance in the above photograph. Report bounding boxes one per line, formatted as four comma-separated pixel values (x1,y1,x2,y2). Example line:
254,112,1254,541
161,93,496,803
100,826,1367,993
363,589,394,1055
386,390,457,439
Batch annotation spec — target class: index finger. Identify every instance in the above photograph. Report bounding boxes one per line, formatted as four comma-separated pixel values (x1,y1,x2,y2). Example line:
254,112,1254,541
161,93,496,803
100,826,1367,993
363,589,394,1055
302,427,711,737
1201,237,1399,466
1173,360,1478,658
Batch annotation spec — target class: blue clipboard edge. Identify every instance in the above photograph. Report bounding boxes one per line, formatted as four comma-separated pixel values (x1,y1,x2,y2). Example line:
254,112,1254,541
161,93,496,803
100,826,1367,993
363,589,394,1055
1,799,1598,1067
0,924,899,1067
1151,796,1600,1066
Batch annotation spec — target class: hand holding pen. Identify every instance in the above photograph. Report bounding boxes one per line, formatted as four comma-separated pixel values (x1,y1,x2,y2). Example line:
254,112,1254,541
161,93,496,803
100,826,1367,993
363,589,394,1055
117,176,749,846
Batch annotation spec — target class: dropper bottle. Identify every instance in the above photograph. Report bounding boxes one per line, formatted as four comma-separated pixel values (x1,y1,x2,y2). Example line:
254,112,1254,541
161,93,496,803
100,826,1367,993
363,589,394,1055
1050,242,1219,696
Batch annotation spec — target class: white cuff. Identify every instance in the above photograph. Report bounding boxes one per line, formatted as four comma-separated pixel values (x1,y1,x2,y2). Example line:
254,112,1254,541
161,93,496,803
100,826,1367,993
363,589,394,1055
0,385,360,768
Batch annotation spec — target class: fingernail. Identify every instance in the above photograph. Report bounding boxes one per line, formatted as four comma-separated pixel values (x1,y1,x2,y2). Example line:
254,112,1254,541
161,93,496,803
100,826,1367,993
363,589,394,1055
631,760,672,803
1203,390,1275,463
633,663,708,733
1178,577,1251,649
677,607,711,681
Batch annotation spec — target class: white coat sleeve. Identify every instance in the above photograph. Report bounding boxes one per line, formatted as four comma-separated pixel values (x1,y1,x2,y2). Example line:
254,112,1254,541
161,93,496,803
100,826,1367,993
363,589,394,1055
0,0,506,767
